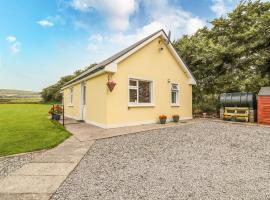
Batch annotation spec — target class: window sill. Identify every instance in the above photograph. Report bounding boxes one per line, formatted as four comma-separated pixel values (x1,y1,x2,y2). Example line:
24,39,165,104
68,104,74,107
128,103,155,108
171,104,180,107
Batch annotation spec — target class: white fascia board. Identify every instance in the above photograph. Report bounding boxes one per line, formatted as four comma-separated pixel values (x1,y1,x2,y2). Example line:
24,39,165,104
107,30,196,85
61,70,106,90
112,31,163,64
165,36,197,85
104,62,117,73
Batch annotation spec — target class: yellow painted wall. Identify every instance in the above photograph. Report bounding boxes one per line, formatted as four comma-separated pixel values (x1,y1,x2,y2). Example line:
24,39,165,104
63,84,81,119
63,36,193,127
106,36,193,125
63,73,108,124
84,74,107,124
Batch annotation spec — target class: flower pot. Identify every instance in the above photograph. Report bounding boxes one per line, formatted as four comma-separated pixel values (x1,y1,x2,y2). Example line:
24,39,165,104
160,118,167,124
172,115,179,122
54,114,61,121
107,81,116,92
52,114,61,120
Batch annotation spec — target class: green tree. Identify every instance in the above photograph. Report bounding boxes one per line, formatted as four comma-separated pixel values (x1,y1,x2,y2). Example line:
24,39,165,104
41,64,96,102
173,0,270,113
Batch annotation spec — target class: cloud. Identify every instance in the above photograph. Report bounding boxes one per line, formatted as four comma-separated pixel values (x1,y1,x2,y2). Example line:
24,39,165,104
37,19,54,27
211,0,227,16
140,0,206,37
6,36,16,43
89,34,103,42
106,1,206,47
87,43,98,52
71,0,138,31
6,35,21,54
10,42,21,54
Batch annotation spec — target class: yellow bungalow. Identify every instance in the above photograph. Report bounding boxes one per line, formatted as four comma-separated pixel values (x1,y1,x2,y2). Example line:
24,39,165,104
62,30,196,128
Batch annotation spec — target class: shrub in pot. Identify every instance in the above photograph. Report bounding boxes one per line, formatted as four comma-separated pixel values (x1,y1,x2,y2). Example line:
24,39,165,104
159,115,167,124
172,115,179,122
48,105,63,121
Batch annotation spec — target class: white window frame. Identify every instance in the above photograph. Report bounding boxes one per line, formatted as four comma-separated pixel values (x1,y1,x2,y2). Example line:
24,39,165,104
69,87,73,106
171,83,179,106
128,78,154,107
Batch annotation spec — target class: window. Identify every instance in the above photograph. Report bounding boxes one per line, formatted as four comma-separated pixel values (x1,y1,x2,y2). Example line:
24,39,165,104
171,84,179,106
129,79,152,105
82,85,86,105
69,88,73,105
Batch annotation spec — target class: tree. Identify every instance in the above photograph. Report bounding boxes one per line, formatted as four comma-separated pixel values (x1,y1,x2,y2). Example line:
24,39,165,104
173,0,270,113
41,63,96,102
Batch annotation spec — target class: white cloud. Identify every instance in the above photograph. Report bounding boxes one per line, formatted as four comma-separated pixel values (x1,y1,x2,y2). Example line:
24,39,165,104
89,34,103,42
71,0,138,31
6,35,21,54
107,1,206,46
140,0,206,37
10,42,21,54
87,43,98,52
6,36,16,43
211,0,227,16
37,19,54,27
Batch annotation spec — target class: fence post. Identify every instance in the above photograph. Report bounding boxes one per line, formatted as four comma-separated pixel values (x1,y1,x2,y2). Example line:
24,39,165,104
62,104,64,126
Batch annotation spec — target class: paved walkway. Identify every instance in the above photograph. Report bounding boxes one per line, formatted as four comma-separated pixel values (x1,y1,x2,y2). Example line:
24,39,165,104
0,137,94,200
63,118,195,142
0,118,194,200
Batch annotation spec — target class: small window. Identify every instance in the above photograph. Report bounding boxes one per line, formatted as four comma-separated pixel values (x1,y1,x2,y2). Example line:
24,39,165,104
69,88,73,105
171,84,179,106
129,79,152,105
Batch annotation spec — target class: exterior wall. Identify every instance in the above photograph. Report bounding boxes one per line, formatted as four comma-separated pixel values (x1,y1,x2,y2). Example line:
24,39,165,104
106,36,193,127
63,73,108,125
63,84,81,119
84,74,108,125
258,96,270,125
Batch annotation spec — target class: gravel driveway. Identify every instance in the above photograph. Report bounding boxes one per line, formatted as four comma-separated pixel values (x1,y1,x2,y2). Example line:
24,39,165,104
52,121,270,200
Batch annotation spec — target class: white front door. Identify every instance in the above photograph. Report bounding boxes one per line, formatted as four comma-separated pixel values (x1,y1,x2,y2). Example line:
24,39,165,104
80,83,86,121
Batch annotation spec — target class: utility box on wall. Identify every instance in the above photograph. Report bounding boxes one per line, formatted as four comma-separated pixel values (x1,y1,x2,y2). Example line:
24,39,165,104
258,87,270,125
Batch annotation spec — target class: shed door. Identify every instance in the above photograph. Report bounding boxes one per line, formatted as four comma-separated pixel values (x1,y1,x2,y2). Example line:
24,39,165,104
258,96,270,124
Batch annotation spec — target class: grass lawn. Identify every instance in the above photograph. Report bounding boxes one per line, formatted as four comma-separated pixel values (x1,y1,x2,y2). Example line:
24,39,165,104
0,104,70,157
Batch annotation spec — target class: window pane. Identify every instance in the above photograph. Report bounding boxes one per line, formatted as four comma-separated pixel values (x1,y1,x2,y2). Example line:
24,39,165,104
139,81,151,103
129,80,137,86
172,91,177,104
129,89,137,103
171,84,178,90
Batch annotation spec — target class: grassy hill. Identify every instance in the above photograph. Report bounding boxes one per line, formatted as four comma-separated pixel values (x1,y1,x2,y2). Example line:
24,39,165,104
0,89,42,103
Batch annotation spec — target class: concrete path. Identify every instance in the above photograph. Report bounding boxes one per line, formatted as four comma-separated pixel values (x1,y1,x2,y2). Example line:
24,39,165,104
63,118,195,142
0,137,94,200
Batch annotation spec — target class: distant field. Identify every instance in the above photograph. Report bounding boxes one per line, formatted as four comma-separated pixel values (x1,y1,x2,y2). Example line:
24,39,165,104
0,104,70,156
0,89,42,103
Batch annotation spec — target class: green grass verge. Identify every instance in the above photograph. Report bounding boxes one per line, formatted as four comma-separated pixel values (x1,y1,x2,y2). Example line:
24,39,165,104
0,104,71,157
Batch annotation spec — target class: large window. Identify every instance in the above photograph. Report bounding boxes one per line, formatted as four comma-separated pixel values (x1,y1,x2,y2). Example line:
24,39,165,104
171,83,179,106
69,88,73,105
129,79,152,105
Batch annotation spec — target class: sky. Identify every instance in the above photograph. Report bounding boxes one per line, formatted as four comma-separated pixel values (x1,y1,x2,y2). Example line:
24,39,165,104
0,0,242,91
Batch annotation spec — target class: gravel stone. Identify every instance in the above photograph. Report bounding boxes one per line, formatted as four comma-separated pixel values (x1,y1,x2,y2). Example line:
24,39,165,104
51,121,270,200
0,153,38,179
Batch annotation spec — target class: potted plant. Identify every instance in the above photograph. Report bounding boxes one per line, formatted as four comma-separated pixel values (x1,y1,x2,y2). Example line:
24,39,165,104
159,114,167,124
107,80,116,92
172,114,179,122
48,105,62,121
